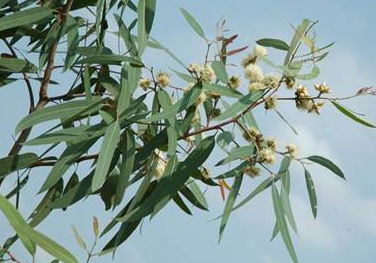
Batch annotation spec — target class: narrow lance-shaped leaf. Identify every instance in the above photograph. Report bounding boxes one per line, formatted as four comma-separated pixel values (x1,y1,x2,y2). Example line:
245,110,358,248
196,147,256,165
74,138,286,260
0,194,36,255
0,58,38,73
115,129,135,206
331,100,376,128
39,138,98,193
17,225,78,263
0,7,53,31
137,0,148,55
256,38,290,51
304,169,317,218
211,61,228,83
219,174,243,242
180,8,205,39
118,135,215,223
271,184,299,263
0,153,38,179
307,155,345,179
92,121,121,192
214,91,263,122
15,98,103,134
63,16,79,71
284,19,310,66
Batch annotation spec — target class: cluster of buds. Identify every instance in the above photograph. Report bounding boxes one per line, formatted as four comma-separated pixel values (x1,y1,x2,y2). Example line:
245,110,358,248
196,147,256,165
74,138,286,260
314,82,331,94
295,84,325,114
188,63,216,83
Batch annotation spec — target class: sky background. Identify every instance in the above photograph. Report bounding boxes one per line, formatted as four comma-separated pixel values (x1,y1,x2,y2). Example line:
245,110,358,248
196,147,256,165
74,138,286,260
1,0,376,263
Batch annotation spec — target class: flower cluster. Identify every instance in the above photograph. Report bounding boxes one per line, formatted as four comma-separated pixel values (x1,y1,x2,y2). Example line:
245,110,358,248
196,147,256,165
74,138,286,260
188,63,216,83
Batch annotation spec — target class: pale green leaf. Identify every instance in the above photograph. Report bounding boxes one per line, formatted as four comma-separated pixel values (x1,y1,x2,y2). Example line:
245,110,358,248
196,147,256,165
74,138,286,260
331,100,375,128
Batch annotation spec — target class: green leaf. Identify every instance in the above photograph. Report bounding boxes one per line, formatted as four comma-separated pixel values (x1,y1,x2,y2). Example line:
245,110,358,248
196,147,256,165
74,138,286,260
304,169,317,218
137,0,148,55
144,0,156,34
173,193,192,215
203,83,243,99
296,65,320,80
214,161,249,179
114,14,138,57
63,16,79,71
0,58,38,73
216,131,234,151
280,183,298,234
256,38,290,51
76,54,143,66
71,226,87,250
219,174,243,242
213,91,263,121
157,90,178,157
39,138,97,193
115,129,135,206
143,82,203,122
17,224,78,263
92,121,121,192
307,155,345,179
0,194,36,255
96,0,105,45
118,136,215,223
0,153,38,179
271,184,299,263
211,61,228,83
24,124,102,146
15,98,103,134
331,100,375,128
216,145,255,166
180,185,207,211
149,37,186,68
0,7,53,32
284,19,310,66
50,172,94,209
180,8,205,39
187,181,208,210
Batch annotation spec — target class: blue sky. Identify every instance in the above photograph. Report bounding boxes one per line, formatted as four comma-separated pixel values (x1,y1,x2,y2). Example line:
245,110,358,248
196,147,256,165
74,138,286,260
1,1,376,263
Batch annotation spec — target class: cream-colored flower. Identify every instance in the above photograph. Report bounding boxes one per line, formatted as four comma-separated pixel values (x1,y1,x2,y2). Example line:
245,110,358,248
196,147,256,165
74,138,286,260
202,64,215,83
248,81,265,92
262,74,280,89
139,77,151,91
253,44,268,58
242,127,262,142
154,158,166,179
264,96,277,110
258,148,276,164
188,63,204,76
244,165,261,178
314,82,332,93
244,64,264,82
156,72,170,88
229,75,241,89
285,77,295,89
241,53,256,68
295,84,310,98
308,101,325,115
266,138,277,151
286,143,298,158
192,111,201,123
